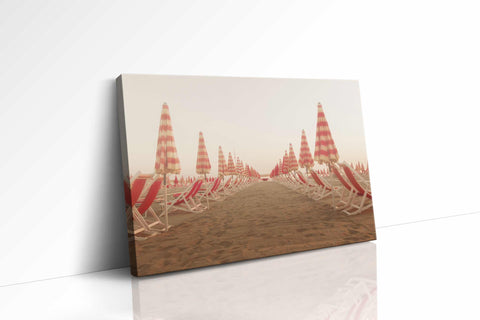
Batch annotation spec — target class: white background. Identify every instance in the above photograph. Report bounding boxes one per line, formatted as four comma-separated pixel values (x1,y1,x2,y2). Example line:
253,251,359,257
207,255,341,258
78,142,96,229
1,0,480,287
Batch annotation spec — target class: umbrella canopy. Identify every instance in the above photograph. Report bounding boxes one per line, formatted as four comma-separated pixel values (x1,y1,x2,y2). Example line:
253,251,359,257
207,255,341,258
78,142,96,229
196,132,211,175
282,151,289,174
218,146,226,177
288,143,299,172
236,157,243,176
314,103,339,164
299,129,314,170
243,162,249,176
154,103,181,175
227,152,236,175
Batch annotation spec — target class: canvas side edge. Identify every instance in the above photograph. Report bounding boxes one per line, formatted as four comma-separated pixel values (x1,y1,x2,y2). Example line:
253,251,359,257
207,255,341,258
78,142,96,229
116,75,139,276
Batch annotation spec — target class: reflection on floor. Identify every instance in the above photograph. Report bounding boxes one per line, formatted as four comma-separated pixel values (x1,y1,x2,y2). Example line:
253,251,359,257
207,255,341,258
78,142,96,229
132,242,377,320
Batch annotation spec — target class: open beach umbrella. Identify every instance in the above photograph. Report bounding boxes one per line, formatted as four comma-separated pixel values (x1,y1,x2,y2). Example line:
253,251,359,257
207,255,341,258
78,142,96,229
288,143,299,172
299,129,314,174
196,132,211,179
314,102,339,164
154,102,181,231
227,152,236,176
218,146,226,177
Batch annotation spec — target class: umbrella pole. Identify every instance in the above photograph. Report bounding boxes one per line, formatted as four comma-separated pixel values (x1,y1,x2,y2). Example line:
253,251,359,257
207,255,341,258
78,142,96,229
164,173,169,231
328,163,335,209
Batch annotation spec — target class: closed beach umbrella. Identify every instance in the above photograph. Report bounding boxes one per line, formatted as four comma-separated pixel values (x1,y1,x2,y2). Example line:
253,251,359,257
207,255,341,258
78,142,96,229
314,102,339,206
288,143,299,172
299,129,314,173
196,131,211,179
218,146,226,177
243,162,249,177
236,157,243,176
282,151,289,174
227,152,236,176
154,102,181,231
314,103,339,164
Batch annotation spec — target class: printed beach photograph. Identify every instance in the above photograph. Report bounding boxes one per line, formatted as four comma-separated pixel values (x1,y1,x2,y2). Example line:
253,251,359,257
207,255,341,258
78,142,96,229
117,74,376,276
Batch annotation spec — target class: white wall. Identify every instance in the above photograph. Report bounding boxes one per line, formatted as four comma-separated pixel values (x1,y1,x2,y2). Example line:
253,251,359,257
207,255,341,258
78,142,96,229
1,0,479,286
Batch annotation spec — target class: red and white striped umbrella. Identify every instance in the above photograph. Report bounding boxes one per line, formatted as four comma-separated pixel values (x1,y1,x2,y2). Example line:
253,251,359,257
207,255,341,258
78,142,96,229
299,129,314,170
236,157,243,176
154,102,181,231
242,162,249,176
218,146,226,177
288,143,298,172
155,103,181,175
196,132,211,175
227,152,236,175
314,103,339,164
282,151,289,174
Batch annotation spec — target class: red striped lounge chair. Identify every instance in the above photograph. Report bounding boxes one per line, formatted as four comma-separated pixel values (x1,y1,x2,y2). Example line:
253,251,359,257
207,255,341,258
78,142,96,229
341,164,373,215
164,180,204,213
124,178,164,238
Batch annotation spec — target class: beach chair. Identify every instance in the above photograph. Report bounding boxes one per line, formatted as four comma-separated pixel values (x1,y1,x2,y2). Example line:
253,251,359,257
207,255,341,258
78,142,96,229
198,177,223,201
331,165,372,215
280,173,301,190
225,177,241,194
309,170,339,200
331,166,359,211
340,164,373,215
295,171,320,196
216,177,232,199
163,180,204,213
124,178,164,239
192,177,222,210
134,179,168,228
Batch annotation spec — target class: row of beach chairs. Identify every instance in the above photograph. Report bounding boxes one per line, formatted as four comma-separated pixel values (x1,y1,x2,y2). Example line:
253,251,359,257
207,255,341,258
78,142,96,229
124,174,257,239
274,163,373,215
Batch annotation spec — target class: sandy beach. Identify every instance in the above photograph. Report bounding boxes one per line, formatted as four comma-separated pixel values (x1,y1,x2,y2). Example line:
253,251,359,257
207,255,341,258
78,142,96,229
131,181,375,277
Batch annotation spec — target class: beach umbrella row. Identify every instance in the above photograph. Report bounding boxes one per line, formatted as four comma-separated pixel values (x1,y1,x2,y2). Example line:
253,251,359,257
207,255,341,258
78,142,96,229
152,103,262,231
269,102,339,178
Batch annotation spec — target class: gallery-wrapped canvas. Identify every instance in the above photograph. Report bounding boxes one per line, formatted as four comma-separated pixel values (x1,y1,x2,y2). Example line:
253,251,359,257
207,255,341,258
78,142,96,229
117,74,376,276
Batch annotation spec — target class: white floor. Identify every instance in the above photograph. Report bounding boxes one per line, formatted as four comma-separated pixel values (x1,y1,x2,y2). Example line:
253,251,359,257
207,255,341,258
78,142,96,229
1,212,479,320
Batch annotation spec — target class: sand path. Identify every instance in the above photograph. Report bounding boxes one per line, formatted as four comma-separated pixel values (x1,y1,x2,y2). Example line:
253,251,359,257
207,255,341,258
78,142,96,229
133,181,376,276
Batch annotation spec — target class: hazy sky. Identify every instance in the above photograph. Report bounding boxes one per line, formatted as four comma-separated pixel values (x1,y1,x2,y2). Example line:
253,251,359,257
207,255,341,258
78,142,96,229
121,74,368,177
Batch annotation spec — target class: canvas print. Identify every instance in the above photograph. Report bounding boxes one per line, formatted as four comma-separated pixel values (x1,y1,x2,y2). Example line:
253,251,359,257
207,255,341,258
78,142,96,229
117,74,376,276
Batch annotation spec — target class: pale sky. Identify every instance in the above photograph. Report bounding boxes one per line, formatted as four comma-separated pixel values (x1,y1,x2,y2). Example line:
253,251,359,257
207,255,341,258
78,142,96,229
121,74,368,177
